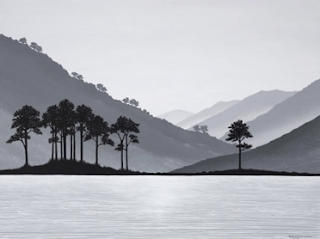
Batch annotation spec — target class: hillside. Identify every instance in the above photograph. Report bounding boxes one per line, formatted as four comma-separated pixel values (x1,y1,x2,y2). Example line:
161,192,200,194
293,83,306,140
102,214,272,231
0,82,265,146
177,100,239,129
0,34,236,172
157,110,194,125
241,79,320,146
197,90,296,138
172,115,320,174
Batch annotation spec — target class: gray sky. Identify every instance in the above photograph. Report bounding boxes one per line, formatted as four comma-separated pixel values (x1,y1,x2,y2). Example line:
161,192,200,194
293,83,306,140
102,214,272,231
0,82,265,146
1,0,319,115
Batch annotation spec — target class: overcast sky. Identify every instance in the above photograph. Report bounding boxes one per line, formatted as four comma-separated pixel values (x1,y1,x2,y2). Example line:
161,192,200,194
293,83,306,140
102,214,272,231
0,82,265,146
1,0,319,115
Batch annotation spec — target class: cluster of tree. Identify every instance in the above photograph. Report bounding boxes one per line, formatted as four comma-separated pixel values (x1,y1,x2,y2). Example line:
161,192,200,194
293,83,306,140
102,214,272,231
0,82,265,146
18,38,43,53
96,83,107,93
6,99,140,171
70,72,84,81
122,97,139,107
192,124,208,134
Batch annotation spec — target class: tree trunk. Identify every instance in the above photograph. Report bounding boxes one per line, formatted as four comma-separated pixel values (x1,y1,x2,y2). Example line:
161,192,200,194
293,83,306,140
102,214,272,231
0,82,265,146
120,141,124,170
60,134,63,159
126,146,128,171
54,132,58,160
51,131,54,160
73,131,76,160
70,134,73,160
238,145,242,170
24,133,29,166
63,131,67,160
95,137,99,165
80,129,83,162
125,135,128,171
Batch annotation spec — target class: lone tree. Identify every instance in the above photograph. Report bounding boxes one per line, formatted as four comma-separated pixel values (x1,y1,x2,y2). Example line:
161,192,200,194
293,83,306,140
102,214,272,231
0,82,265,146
226,120,253,170
6,105,42,166
96,83,107,93
19,38,27,44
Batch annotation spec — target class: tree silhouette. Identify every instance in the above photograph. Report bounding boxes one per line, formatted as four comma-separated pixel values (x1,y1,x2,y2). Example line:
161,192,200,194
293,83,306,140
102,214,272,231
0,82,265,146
85,115,114,165
30,42,42,53
129,99,139,107
71,72,83,81
42,105,60,160
226,120,253,170
200,125,208,134
19,38,27,44
111,116,140,171
96,83,107,93
76,104,93,162
6,105,42,166
192,124,201,133
58,99,75,160
124,119,139,171
68,109,77,160
122,97,129,104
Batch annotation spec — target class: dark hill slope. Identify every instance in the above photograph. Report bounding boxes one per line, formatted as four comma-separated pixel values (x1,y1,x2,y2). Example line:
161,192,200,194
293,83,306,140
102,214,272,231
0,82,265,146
0,34,235,172
172,115,320,174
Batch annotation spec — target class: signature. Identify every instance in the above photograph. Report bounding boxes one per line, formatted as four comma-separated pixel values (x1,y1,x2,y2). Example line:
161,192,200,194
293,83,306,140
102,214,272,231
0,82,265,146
289,235,312,239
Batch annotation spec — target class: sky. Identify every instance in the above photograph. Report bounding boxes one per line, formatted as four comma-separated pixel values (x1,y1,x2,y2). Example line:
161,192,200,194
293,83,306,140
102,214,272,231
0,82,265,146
1,0,319,116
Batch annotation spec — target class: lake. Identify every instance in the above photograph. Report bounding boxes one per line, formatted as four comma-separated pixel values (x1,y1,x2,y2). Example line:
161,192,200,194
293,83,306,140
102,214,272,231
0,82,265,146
0,176,319,239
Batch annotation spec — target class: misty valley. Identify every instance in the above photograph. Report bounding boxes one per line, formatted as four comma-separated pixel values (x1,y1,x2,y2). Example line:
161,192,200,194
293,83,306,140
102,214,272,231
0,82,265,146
0,34,320,175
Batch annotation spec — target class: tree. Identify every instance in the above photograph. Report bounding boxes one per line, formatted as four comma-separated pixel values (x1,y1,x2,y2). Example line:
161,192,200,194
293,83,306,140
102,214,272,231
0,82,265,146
19,38,27,44
76,104,94,162
71,72,79,78
200,125,208,134
122,97,129,104
58,99,75,160
85,115,114,165
226,120,253,170
192,124,201,133
111,116,139,170
30,42,42,53
96,83,107,93
6,105,42,166
42,105,60,160
71,72,84,81
129,99,139,107
124,119,139,171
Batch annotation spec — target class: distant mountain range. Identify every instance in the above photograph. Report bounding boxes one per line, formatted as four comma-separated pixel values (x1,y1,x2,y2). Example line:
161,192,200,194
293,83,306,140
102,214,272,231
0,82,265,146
157,110,194,124
172,114,320,174
240,79,320,147
177,100,239,129
0,34,236,172
197,90,296,138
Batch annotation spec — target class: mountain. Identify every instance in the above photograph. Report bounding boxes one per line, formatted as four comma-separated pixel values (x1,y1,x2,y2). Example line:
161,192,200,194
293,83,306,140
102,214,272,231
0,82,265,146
238,79,320,147
172,114,320,174
196,90,296,138
177,100,239,129
0,34,236,172
157,110,194,125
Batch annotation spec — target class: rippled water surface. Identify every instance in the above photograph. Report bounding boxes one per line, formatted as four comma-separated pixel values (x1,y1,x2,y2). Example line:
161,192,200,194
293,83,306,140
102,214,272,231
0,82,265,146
0,176,319,238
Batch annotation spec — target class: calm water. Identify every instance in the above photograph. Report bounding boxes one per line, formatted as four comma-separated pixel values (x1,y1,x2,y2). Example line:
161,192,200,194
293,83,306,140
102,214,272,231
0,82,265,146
0,176,319,239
